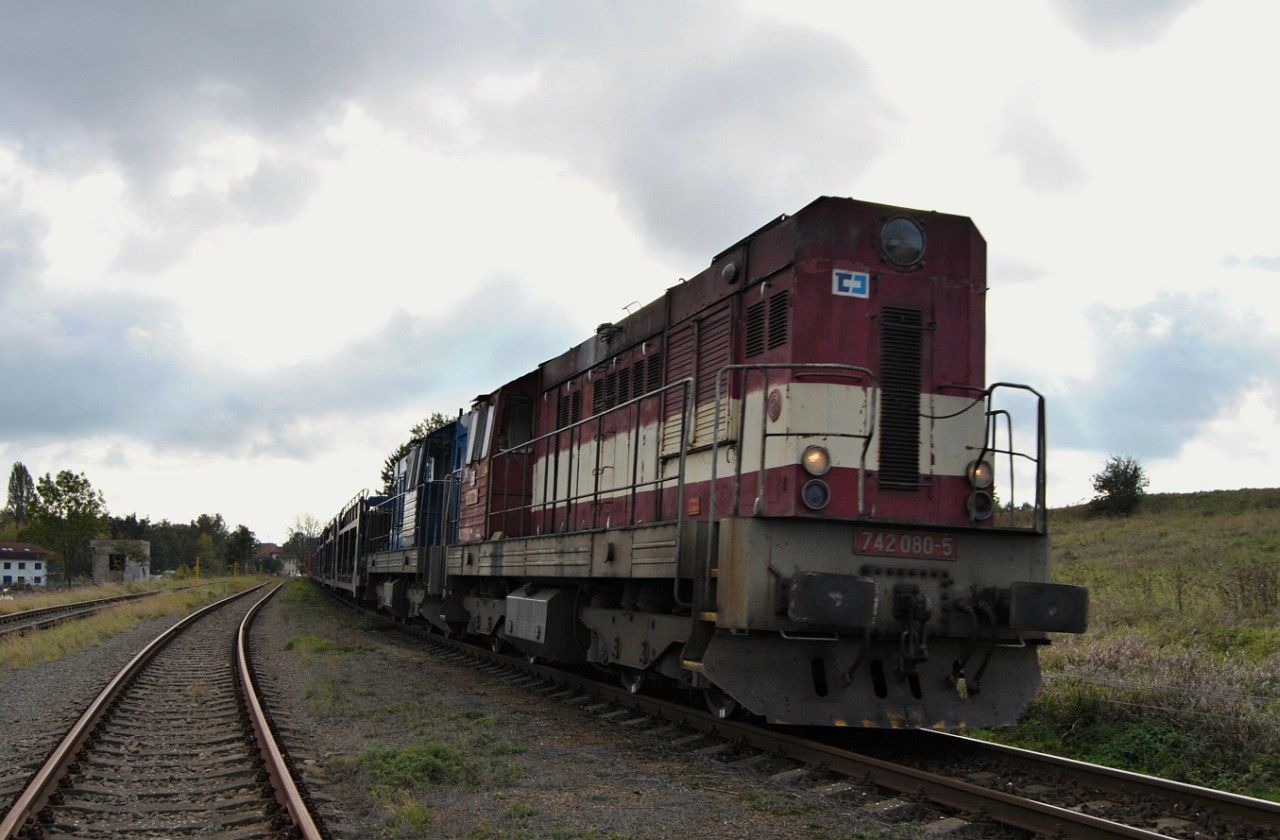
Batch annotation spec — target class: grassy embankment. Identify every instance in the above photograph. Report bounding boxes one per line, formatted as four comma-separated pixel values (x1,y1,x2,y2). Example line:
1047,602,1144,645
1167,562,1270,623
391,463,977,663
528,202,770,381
981,488,1280,799
0,575,271,673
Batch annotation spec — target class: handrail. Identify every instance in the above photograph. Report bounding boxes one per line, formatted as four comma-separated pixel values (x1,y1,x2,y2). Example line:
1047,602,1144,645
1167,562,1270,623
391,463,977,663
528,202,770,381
938,381,1047,533
479,377,696,607
706,363,879,611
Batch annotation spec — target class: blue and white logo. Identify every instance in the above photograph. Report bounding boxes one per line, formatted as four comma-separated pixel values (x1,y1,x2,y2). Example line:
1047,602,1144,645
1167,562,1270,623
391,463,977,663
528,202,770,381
832,269,870,298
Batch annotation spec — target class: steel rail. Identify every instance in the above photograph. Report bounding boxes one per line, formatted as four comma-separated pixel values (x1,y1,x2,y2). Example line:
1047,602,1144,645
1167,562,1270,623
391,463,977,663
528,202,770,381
0,583,269,840
317,583,1277,840
916,729,1280,833
0,587,195,637
237,583,324,840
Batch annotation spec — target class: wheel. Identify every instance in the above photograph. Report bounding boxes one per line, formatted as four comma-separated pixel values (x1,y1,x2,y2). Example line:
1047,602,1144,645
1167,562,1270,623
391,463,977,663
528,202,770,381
619,666,645,695
490,634,505,653
704,685,740,720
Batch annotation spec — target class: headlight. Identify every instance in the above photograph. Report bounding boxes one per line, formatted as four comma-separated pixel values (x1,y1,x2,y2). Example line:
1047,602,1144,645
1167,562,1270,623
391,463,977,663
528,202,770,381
880,216,925,267
966,459,994,489
801,479,831,511
967,490,994,521
802,445,831,476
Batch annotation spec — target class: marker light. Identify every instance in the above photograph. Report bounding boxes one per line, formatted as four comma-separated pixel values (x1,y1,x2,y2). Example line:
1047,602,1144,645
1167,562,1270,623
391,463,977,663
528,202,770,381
801,479,831,511
880,216,926,267
966,459,994,489
802,445,831,476
967,490,994,521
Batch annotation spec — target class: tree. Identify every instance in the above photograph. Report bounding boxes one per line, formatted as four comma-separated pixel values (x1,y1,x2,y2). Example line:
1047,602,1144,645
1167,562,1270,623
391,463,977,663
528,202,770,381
225,524,257,572
196,532,225,575
1089,455,1149,517
27,470,108,584
5,462,35,528
380,412,451,493
284,514,322,573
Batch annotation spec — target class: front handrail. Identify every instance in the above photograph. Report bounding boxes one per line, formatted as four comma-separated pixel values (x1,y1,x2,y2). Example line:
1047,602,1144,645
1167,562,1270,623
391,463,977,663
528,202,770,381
705,363,879,609
936,381,1047,533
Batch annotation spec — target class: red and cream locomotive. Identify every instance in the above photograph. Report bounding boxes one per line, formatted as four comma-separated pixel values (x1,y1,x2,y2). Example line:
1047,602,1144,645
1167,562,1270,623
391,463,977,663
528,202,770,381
314,195,1087,728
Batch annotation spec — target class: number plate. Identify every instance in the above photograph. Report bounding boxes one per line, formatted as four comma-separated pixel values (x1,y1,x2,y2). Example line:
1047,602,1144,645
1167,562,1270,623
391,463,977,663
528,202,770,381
854,529,958,561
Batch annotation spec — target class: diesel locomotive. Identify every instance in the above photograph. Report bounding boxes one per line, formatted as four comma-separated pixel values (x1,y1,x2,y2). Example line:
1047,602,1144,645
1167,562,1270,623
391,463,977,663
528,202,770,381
312,196,1087,729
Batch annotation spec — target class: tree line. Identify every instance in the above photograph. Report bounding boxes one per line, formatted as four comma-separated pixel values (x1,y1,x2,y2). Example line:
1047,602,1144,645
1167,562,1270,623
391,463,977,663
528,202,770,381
1,461,264,585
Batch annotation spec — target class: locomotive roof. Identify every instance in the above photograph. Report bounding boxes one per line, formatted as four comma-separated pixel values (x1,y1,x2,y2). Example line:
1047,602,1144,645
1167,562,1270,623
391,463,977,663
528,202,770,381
534,195,978,391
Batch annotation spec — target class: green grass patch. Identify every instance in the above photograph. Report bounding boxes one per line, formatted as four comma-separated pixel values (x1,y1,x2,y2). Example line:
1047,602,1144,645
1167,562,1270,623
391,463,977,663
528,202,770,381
286,633,370,654
352,741,481,791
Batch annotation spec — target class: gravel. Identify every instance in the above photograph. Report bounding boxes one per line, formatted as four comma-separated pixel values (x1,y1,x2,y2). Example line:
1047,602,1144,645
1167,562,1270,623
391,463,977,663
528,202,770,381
0,615,180,810
249,582,928,840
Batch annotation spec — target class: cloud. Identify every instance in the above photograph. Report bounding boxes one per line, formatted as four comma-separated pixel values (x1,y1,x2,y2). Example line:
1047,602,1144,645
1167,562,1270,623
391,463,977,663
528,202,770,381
1051,0,1201,49
1246,254,1280,272
1051,295,1279,457
0,2,890,268
0,276,566,458
995,98,1087,193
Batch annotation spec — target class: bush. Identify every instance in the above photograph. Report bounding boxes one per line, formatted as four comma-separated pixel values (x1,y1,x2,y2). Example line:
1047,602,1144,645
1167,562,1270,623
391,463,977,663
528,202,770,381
1089,455,1149,516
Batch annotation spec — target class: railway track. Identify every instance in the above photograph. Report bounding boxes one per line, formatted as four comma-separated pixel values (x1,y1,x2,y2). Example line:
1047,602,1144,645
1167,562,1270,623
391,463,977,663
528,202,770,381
0,588,191,639
0,582,322,840
322,584,1280,839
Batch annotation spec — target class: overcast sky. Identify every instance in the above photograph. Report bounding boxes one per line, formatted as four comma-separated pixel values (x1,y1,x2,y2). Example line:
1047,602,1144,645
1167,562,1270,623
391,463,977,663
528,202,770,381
2,1,1277,542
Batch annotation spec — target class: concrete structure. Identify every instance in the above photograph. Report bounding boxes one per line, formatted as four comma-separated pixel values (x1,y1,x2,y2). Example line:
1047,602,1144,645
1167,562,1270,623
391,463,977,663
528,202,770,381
0,542,52,588
90,539,151,584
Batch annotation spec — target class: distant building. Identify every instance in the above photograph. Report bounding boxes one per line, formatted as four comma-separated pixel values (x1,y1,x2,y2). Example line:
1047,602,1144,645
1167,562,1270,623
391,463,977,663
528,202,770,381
255,542,281,574
280,554,302,577
90,539,151,584
0,542,52,588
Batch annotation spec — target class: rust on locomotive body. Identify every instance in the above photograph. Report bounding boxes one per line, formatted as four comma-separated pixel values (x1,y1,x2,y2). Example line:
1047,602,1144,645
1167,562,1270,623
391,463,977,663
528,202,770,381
311,196,1087,729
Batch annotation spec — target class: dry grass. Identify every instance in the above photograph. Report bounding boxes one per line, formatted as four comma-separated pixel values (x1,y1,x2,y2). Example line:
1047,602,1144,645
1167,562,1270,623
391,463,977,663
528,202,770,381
0,576,195,616
0,576,270,673
987,489,1280,797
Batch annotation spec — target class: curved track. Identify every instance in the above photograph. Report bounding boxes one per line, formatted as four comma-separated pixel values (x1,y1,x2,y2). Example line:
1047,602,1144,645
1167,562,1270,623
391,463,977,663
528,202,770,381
0,583,322,840
323,583,1280,839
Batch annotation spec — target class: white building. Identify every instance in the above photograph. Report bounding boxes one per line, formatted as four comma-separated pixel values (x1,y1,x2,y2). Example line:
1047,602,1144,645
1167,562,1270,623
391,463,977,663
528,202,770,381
0,542,52,588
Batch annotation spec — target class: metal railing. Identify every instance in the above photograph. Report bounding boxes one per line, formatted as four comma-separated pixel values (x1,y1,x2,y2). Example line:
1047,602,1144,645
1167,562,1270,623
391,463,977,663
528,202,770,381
709,363,880,520
485,378,694,537
367,478,459,560
934,382,1047,533
480,378,696,605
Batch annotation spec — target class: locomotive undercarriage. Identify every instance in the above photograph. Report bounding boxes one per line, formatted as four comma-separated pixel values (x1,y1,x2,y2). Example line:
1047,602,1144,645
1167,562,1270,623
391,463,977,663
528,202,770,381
379,515,1084,729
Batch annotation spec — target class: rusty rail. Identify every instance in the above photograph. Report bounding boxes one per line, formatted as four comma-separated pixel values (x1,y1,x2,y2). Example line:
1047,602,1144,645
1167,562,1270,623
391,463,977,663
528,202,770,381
237,583,324,840
0,585,198,638
0,582,320,840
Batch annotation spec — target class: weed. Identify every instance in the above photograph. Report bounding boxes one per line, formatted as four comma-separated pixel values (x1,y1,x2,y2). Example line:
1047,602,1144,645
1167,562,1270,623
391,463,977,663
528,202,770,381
386,794,434,837
346,741,484,792
286,634,370,654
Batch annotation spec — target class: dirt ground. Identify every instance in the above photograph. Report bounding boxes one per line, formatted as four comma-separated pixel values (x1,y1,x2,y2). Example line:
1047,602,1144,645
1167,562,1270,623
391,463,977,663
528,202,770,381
249,581,927,840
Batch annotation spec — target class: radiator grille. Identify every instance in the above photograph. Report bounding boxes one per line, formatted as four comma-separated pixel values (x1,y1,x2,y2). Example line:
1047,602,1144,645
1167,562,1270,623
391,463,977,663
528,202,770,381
745,300,766,357
767,291,789,349
878,307,922,488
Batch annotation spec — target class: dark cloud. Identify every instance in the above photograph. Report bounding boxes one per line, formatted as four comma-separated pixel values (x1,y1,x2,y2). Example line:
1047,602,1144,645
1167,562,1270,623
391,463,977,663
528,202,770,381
1047,295,1278,457
995,100,1087,193
1051,0,1201,49
470,12,892,256
0,278,565,458
0,2,888,266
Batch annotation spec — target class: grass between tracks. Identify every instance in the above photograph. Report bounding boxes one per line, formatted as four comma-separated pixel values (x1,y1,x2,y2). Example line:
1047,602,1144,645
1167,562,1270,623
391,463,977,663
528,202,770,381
977,488,1280,800
0,576,270,673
